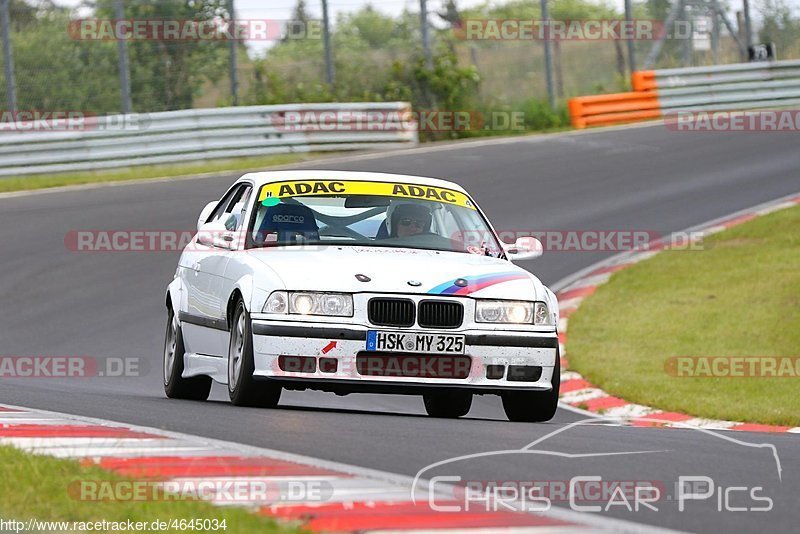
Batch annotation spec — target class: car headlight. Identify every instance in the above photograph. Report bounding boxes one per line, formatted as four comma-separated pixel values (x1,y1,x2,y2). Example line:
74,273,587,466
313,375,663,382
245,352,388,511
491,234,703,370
475,300,551,325
263,291,288,314
263,291,353,317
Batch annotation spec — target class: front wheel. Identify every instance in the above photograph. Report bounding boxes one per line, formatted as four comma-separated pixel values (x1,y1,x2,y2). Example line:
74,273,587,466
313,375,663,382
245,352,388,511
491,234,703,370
501,352,561,423
228,299,281,408
163,308,212,400
423,390,472,418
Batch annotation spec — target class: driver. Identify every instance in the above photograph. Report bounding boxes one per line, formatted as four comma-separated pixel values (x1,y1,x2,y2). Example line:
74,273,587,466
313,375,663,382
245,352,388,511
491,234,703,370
388,202,433,238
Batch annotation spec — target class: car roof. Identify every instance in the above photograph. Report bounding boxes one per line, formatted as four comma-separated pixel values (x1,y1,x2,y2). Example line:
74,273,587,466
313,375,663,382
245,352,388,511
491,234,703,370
238,170,469,194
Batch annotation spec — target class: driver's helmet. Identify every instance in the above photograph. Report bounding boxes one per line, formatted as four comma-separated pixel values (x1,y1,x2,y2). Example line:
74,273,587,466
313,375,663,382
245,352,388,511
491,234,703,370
387,202,433,237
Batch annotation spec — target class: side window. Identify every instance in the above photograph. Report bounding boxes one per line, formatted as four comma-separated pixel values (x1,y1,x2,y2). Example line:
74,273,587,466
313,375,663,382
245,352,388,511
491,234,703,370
209,184,252,231
207,186,241,224
230,186,252,231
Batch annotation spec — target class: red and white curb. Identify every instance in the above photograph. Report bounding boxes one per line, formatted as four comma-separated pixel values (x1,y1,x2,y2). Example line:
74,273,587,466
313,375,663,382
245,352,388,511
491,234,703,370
0,403,678,533
553,192,800,435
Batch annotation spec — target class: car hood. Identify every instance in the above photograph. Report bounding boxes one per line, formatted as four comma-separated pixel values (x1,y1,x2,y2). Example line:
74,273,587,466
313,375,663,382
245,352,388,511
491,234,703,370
246,246,542,299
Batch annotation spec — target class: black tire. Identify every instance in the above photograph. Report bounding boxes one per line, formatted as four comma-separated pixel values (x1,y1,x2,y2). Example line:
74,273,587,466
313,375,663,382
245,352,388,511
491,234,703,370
423,390,473,418
227,299,281,408
163,307,212,400
501,352,561,422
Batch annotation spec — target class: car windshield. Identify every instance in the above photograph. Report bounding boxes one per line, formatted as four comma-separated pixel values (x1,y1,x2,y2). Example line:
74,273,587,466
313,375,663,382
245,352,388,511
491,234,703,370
246,179,504,256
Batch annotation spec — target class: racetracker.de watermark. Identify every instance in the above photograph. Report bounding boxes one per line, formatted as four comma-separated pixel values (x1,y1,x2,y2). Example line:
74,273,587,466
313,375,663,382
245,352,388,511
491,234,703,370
64,229,705,252
665,110,800,132
68,19,322,41
276,354,474,380
0,356,144,378
665,356,800,377
69,479,332,504
465,230,705,252
451,478,665,505
65,230,200,252
0,111,148,132
271,110,526,133
456,19,695,40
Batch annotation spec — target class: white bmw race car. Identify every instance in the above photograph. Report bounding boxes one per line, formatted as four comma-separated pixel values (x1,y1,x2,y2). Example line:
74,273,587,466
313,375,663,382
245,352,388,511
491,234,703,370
164,171,560,422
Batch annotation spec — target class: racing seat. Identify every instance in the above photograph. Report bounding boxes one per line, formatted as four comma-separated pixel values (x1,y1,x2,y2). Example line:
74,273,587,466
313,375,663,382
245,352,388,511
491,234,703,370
256,203,320,244
227,202,245,231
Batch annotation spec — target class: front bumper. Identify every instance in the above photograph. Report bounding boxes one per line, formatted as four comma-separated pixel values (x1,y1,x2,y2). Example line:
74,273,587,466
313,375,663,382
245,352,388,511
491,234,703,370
250,319,558,392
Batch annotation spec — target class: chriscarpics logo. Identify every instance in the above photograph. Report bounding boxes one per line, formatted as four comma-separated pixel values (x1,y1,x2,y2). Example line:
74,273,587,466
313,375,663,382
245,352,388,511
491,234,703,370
272,215,305,224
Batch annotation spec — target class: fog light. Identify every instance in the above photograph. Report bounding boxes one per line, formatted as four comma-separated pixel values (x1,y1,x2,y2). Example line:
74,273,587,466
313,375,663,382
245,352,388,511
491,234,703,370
486,365,505,380
278,356,316,373
507,365,543,382
319,358,338,373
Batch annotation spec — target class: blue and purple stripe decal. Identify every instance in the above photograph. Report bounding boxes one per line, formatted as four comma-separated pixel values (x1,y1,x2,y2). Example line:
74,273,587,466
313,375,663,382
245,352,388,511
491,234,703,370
428,271,529,295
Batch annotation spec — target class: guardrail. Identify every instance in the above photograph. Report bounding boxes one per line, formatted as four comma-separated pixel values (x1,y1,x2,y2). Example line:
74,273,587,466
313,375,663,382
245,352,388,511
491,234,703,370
567,92,661,129
0,102,418,177
569,60,800,128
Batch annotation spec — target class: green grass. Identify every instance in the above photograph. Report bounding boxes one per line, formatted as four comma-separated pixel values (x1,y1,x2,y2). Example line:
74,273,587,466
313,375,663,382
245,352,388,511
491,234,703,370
0,153,320,194
567,204,800,426
0,446,296,533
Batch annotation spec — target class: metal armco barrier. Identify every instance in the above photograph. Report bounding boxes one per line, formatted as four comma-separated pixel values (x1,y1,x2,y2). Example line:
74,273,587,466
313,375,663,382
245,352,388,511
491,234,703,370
567,92,661,129
0,102,418,177
569,60,800,128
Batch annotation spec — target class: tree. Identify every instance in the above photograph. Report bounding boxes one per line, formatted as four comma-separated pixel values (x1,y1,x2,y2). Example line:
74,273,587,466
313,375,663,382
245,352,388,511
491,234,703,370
91,0,230,111
283,0,313,43
438,0,462,28
290,0,312,23
759,0,800,55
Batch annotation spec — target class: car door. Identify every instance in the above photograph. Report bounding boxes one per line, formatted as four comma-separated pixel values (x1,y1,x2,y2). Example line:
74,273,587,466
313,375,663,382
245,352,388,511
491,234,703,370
181,183,251,357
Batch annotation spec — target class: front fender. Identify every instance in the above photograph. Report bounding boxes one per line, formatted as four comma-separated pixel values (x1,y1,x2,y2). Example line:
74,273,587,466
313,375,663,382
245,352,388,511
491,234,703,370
166,274,182,312
223,256,285,317
230,274,255,313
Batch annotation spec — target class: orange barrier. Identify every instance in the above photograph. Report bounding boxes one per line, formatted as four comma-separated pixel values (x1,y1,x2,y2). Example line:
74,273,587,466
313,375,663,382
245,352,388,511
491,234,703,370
631,70,657,91
568,90,661,129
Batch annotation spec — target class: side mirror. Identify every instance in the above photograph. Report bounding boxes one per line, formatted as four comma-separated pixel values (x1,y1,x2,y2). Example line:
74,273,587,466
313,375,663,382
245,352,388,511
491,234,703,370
196,221,237,250
197,201,217,231
504,236,543,261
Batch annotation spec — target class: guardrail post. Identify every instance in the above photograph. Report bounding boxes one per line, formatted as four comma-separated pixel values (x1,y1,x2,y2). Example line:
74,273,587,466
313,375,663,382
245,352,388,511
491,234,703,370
679,0,691,67
321,0,335,86
624,0,636,73
419,0,433,71
742,0,753,52
711,12,720,64
114,0,132,114
540,0,556,112
1,0,17,112
227,0,239,106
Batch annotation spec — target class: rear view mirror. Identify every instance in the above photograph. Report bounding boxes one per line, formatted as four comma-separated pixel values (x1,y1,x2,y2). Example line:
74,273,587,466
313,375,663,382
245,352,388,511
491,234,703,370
197,201,217,231
197,221,236,250
504,236,543,261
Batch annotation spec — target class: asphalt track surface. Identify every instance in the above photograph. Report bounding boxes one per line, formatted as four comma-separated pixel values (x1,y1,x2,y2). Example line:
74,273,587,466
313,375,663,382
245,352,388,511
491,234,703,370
1,123,799,533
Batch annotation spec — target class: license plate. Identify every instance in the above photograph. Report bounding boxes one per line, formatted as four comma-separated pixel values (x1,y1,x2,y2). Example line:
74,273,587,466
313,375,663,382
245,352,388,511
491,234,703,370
366,330,465,354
